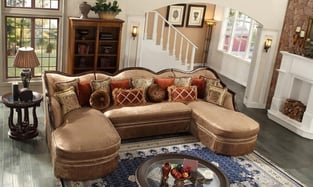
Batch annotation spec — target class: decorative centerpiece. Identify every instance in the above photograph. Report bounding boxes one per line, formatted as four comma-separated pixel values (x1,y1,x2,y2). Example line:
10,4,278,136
79,2,91,19
90,0,122,20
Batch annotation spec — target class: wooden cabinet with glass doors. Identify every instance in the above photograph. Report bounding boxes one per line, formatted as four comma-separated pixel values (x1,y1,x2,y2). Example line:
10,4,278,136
67,17,124,74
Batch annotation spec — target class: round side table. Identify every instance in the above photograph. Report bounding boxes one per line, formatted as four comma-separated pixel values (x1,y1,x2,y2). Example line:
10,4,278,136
1,91,43,140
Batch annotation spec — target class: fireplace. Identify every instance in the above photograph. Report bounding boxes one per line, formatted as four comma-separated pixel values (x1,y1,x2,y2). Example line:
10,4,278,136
282,99,306,122
268,51,313,139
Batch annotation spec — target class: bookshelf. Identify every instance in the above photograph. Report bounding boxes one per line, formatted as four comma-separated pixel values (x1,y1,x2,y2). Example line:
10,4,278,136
67,17,124,74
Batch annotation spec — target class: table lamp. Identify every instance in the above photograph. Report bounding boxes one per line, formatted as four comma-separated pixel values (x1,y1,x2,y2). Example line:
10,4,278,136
13,47,40,88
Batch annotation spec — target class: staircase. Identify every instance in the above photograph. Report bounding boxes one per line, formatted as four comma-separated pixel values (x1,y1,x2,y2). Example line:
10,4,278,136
140,11,198,71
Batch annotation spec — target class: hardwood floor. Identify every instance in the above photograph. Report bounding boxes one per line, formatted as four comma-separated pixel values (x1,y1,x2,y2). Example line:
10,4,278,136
0,76,312,186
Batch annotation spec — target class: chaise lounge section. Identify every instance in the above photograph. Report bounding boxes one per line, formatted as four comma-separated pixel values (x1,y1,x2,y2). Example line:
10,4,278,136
43,67,259,180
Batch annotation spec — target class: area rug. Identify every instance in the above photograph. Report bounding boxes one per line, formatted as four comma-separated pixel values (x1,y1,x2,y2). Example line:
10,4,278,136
58,136,305,187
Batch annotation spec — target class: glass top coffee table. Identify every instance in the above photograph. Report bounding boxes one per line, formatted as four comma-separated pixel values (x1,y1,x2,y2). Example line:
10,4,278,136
136,153,229,187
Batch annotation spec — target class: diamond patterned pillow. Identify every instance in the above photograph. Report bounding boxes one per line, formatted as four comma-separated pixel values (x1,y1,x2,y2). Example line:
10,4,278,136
168,86,198,102
112,88,146,106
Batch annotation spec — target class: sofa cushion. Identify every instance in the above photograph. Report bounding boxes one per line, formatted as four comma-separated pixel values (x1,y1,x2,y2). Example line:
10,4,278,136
154,77,175,90
55,86,81,115
147,83,166,102
52,108,120,160
110,79,131,90
55,78,80,93
90,78,111,93
112,88,146,106
105,102,191,127
77,81,92,106
191,78,206,98
174,77,192,87
131,78,153,90
188,101,259,139
89,89,110,110
168,86,197,103
205,86,228,106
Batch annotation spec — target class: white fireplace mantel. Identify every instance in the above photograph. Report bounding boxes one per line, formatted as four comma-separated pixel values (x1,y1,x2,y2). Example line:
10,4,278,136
268,51,313,139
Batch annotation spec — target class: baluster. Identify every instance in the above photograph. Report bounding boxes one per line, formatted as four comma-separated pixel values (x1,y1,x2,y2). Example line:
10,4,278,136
160,18,165,46
172,31,177,57
185,43,190,66
166,26,171,51
144,12,149,40
190,47,196,70
179,37,184,63
152,12,158,43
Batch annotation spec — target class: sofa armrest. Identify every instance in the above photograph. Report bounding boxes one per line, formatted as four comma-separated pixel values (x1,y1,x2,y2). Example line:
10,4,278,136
47,96,64,129
223,91,236,110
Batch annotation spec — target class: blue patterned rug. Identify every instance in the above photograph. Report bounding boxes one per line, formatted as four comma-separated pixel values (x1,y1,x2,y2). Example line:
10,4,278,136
58,136,305,187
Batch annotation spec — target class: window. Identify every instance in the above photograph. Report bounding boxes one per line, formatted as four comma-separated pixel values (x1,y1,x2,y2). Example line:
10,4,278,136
220,9,259,61
4,0,61,78
5,0,59,9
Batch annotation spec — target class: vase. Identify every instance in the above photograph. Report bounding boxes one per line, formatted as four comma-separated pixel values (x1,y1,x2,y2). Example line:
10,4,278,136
98,12,116,20
79,2,91,19
162,162,171,180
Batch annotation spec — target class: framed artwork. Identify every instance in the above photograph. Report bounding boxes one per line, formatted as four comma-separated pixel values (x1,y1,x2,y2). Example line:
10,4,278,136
166,4,186,27
186,5,206,27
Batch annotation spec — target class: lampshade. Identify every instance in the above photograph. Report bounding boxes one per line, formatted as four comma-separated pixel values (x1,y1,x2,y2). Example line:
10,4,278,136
13,47,40,68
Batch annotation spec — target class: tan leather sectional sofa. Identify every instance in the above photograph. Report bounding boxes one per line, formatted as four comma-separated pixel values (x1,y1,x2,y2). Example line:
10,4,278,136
42,67,259,180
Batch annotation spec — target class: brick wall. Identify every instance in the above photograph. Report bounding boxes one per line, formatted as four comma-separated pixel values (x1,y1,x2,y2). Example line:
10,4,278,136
267,0,313,107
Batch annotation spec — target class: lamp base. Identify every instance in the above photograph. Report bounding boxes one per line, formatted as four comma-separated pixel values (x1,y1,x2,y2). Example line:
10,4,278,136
21,69,32,88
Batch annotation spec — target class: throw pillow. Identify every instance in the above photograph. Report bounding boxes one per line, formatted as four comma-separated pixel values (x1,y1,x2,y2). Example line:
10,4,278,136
55,78,80,93
200,76,221,87
132,78,153,90
154,78,175,90
191,78,206,98
168,86,197,102
110,79,131,90
90,78,111,93
77,81,92,106
112,88,146,106
201,76,222,97
147,83,166,102
174,77,192,87
205,85,228,106
89,89,110,111
55,86,81,115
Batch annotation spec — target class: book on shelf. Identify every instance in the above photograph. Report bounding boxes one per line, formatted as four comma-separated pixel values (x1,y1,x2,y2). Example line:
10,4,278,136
77,43,89,55
99,32,113,40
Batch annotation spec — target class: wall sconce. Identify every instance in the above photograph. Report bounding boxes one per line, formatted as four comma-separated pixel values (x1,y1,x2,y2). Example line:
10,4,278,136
131,25,138,40
205,19,216,26
264,38,272,52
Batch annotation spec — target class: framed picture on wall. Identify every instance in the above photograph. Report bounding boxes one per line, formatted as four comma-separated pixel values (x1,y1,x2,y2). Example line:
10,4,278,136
186,5,206,27
166,4,186,27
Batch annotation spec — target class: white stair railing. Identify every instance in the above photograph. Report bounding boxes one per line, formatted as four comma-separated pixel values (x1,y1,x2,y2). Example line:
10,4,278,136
145,11,198,70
